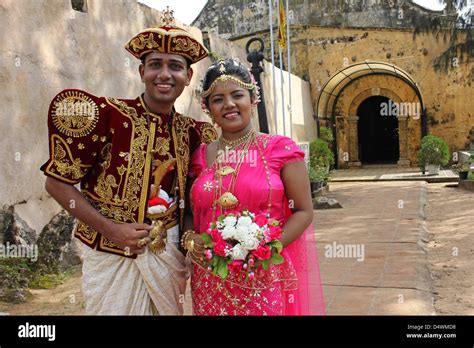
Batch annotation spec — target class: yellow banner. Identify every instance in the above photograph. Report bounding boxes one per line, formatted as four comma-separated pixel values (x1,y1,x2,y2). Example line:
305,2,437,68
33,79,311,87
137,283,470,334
278,0,286,49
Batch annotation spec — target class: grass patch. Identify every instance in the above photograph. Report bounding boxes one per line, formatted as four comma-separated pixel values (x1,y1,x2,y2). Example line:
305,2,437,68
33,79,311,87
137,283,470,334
0,256,80,302
30,265,81,290
0,258,34,303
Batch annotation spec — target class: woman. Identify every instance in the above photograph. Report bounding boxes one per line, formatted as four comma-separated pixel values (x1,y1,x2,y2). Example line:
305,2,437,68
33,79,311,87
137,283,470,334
182,58,325,315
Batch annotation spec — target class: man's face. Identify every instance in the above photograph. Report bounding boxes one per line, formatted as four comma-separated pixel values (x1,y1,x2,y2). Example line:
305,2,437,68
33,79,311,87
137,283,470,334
139,52,193,109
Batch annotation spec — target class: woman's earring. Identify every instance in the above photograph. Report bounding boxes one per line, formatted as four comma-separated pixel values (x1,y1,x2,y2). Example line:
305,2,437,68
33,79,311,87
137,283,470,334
251,107,257,119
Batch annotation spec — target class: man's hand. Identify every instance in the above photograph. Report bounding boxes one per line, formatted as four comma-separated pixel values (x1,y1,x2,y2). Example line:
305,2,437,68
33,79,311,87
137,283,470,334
45,177,153,255
103,222,153,255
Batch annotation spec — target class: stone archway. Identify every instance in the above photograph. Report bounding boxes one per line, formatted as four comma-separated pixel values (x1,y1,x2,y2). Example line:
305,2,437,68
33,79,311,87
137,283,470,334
316,61,425,169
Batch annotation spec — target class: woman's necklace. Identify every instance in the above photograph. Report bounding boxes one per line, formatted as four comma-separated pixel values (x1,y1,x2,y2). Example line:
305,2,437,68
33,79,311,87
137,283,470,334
216,129,256,177
213,129,255,210
219,128,255,149
210,131,274,222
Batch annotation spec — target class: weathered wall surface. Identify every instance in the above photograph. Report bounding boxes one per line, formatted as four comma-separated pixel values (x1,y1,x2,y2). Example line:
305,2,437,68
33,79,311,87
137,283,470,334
193,0,446,39
299,26,473,155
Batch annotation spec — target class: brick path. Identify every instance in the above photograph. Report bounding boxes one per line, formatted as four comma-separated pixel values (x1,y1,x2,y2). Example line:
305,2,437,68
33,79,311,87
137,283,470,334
314,181,435,315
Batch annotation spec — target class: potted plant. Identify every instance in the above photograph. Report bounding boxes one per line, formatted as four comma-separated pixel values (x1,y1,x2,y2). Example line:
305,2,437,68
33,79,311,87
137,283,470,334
309,165,328,191
456,151,474,180
417,135,449,175
310,138,335,172
309,132,334,196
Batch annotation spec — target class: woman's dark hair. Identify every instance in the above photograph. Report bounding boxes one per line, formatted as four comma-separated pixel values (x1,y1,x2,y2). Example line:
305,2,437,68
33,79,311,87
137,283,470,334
201,58,255,108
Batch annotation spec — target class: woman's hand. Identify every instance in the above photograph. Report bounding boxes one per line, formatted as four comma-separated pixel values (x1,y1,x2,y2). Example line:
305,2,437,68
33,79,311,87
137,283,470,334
185,232,209,268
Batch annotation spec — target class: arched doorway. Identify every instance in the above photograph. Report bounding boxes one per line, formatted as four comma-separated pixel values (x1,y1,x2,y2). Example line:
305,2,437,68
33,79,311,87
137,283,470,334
357,96,399,164
316,61,426,169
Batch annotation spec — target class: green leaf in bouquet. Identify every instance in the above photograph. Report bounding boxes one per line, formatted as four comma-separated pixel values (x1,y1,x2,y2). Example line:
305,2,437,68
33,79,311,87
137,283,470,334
217,215,225,223
217,259,229,279
262,259,271,270
269,240,283,253
201,233,213,247
211,255,219,268
271,220,280,226
271,252,285,265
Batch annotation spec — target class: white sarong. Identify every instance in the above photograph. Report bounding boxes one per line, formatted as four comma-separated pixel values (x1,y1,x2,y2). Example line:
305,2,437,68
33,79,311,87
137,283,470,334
79,225,187,315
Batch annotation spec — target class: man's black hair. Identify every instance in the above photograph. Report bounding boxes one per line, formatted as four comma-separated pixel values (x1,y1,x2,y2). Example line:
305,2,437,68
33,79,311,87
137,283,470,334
140,53,191,69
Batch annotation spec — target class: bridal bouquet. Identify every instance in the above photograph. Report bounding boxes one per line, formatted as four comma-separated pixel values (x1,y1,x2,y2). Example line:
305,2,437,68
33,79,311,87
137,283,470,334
201,210,285,280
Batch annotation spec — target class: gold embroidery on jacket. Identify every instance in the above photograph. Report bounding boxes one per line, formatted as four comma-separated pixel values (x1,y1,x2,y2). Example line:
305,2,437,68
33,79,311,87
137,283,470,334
46,135,91,183
81,97,149,223
201,123,218,144
153,137,170,157
139,121,156,223
75,221,97,244
51,90,99,137
172,114,195,228
94,144,118,201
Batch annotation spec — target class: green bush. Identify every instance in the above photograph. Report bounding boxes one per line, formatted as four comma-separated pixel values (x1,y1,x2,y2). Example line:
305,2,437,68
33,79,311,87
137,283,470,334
318,127,334,143
0,258,34,303
310,138,335,170
309,165,328,182
417,134,450,168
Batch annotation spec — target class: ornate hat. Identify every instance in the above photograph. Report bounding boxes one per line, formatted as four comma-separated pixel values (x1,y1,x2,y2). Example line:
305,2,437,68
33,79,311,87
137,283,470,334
124,7,208,64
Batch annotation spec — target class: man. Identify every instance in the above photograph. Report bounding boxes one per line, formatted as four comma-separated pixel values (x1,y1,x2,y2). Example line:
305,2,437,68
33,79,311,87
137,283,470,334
40,14,217,315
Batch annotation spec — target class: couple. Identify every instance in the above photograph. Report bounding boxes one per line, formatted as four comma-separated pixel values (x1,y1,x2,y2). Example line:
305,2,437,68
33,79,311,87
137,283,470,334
41,21,325,316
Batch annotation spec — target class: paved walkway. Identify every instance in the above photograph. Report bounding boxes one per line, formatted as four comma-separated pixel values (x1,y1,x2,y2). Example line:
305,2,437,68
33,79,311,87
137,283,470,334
330,166,458,183
314,181,435,315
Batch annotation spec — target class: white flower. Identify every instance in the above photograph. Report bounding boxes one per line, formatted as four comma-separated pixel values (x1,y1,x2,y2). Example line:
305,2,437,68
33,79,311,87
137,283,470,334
239,233,260,251
248,223,260,236
221,225,236,240
236,216,252,227
230,243,249,260
234,226,248,242
223,216,237,227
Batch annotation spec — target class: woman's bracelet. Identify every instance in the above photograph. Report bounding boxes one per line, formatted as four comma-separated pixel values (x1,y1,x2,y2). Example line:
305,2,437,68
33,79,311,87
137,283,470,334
180,230,194,250
190,250,206,263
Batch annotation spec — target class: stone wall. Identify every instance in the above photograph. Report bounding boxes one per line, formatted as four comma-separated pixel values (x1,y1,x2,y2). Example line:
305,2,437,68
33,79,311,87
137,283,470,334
193,0,447,39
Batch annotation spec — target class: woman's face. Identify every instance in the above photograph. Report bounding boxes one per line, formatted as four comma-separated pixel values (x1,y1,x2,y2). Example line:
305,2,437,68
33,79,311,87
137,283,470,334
208,79,253,133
